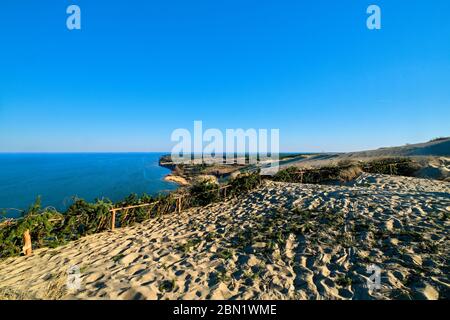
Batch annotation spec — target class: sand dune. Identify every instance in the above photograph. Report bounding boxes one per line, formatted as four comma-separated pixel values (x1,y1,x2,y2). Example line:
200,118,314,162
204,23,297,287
0,174,448,300
344,137,450,158
276,138,450,181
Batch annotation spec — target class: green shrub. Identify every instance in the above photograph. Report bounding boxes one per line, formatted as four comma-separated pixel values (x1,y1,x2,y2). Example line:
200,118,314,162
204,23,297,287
272,167,299,182
189,180,220,206
0,198,63,258
58,198,113,240
272,166,350,184
272,158,419,184
229,171,262,196
115,193,155,224
363,158,419,176
0,197,115,258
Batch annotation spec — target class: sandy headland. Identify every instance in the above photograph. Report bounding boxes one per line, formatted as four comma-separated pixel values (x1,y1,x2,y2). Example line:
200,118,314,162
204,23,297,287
159,138,450,185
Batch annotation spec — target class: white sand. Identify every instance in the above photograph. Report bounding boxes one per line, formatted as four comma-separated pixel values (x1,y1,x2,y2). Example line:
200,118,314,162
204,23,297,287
0,173,448,300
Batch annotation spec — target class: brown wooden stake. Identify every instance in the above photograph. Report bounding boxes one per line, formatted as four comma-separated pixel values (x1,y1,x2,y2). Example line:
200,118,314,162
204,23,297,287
177,197,182,214
22,229,32,256
111,210,116,231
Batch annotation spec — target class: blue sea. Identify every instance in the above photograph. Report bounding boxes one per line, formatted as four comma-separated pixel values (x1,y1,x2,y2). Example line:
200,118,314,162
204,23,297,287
0,153,177,218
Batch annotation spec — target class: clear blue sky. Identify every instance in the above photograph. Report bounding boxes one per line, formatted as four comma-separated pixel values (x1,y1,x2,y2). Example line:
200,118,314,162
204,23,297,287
0,0,449,152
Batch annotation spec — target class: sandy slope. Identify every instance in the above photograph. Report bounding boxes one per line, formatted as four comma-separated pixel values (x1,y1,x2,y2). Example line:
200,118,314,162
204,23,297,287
276,138,450,181
0,174,449,300
344,138,450,157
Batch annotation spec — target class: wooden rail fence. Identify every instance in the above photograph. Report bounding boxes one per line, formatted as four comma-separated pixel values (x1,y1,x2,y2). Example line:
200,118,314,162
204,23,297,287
1,184,234,256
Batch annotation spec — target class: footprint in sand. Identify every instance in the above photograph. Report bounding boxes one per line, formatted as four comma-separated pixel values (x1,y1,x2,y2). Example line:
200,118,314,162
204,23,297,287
119,253,141,265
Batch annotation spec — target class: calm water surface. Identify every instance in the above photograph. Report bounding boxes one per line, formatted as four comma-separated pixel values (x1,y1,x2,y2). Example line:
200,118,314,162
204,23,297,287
0,153,177,217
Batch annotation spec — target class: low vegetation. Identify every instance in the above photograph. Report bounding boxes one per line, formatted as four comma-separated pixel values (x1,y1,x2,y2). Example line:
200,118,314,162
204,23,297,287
362,158,420,176
271,164,362,184
271,157,420,184
0,172,262,259
228,172,262,196
189,180,221,206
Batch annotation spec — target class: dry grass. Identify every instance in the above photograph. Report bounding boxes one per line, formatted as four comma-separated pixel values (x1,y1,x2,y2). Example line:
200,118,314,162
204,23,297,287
339,165,363,182
0,271,67,300
0,287,33,300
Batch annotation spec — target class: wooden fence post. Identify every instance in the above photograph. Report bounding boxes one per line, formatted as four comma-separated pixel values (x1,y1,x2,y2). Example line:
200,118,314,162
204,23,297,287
22,229,32,256
177,197,182,214
111,210,116,231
